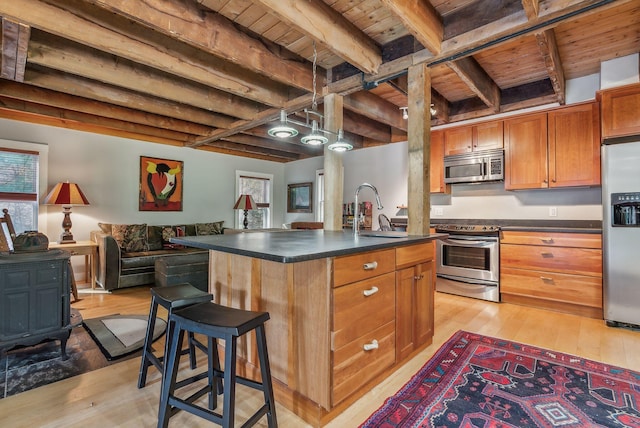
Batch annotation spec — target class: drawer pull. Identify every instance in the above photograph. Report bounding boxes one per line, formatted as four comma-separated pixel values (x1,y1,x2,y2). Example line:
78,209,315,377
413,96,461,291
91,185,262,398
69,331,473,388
540,276,555,283
363,286,379,297
363,340,379,351
540,252,554,258
540,238,554,244
363,261,378,271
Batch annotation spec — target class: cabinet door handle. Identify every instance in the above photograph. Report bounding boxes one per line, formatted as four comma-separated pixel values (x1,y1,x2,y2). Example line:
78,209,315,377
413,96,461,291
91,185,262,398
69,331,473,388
414,274,424,280
540,276,554,283
540,252,554,258
540,238,554,244
363,261,378,270
363,286,379,297
363,339,379,351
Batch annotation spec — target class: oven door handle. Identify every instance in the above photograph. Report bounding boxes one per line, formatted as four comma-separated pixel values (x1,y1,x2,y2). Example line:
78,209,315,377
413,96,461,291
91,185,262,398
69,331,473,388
442,238,494,247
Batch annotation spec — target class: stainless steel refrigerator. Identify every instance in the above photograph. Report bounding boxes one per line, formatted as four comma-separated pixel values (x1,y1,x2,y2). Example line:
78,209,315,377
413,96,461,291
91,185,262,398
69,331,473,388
602,140,640,328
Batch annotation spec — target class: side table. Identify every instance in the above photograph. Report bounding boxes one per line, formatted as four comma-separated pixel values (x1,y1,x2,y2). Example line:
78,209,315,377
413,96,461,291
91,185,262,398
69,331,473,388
49,241,99,297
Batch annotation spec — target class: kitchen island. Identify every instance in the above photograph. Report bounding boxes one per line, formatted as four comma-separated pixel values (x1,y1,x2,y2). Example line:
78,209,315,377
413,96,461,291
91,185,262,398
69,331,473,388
173,230,444,427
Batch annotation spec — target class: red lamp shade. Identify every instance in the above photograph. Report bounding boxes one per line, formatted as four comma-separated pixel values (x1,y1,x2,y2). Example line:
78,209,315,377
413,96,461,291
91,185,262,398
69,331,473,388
43,181,90,244
43,182,90,206
233,194,257,210
233,194,257,229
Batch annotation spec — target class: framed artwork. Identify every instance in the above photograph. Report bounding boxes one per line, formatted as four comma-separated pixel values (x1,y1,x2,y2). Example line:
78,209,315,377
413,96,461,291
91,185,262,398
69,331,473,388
139,156,183,211
287,182,313,213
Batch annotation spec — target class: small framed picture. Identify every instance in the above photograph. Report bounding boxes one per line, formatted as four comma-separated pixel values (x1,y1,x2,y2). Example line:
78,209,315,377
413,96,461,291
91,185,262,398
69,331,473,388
287,182,313,213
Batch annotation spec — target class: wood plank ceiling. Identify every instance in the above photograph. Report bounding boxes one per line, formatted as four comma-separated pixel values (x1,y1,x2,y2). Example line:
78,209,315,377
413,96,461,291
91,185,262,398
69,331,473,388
0,0,638,162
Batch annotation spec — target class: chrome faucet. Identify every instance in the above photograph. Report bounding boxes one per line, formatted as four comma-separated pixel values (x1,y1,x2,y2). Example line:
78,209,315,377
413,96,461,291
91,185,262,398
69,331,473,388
353,183,384,235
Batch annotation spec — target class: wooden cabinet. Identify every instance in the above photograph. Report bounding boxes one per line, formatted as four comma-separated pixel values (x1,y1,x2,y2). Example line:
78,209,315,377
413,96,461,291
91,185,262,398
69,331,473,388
430,130,449,194
500,231,602,319
505,102,600,190
332,249,396,405
444,120,503,155
0,249,72,357
504,112,548,190
395,243,434,362
598,82,640,139
548,102,600,187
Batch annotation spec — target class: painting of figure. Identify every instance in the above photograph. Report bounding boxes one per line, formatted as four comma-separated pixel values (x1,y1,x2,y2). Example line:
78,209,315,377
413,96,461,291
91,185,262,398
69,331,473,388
139,156,183,211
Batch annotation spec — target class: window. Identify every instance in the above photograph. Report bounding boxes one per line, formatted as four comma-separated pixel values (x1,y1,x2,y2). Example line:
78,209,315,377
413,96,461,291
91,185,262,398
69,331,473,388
316,170,324,222
236,171,273,229
0,147,39,233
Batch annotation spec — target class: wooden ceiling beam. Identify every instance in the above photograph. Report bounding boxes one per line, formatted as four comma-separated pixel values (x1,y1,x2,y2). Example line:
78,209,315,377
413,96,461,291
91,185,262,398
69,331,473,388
0,17,29,81
344,91,407,132
447,57,501,113
28,36,264,120
379,0,443,55
535,29,566,105
0,103,188,146
0,0,291,106
0,79,213,136
233,132,320,157
252,0,382,74
25,66,234,129
198,144,290,163
211,140,301,161
522,0,541,19
83,0,317,92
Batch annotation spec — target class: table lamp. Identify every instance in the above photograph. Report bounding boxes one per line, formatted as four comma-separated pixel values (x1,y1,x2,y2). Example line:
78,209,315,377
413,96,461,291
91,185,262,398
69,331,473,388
233,194,256,229
43,181,90,244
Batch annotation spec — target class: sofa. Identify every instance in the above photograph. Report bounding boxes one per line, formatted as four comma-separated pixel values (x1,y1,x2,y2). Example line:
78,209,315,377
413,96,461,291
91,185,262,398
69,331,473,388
90,221,223,291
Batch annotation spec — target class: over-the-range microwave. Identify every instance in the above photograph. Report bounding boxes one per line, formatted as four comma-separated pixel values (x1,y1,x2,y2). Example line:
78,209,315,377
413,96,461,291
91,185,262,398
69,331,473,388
443,148,504,184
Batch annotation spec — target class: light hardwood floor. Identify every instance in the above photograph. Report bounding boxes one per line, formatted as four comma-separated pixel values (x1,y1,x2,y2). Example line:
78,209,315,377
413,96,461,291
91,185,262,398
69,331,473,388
1,286,638,427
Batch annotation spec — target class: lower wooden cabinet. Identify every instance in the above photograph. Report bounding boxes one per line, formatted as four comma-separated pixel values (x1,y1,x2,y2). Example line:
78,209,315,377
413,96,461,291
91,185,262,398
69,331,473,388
500,231,602,318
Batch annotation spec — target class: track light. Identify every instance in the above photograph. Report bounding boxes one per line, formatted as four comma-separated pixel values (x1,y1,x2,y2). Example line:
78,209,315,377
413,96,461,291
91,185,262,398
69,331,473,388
300,120,328,145
267,110,298,138
328,130,353,152
400,107,408,120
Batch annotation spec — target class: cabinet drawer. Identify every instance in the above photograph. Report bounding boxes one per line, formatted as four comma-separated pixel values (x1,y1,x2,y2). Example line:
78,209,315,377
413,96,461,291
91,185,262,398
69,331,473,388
501,267,602,308
396,243,434,268
500,231,601,248
333,249,395,287
501,244,602,276
333,320,395,405
333,272,395,349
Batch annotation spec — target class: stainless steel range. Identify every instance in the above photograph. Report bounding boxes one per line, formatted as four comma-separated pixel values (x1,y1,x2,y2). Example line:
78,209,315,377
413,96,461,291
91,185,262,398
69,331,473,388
435,224,500,302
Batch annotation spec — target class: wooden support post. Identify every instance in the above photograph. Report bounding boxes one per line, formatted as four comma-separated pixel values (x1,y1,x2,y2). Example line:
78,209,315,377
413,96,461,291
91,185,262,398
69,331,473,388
407,63,431,236
323,93,345,231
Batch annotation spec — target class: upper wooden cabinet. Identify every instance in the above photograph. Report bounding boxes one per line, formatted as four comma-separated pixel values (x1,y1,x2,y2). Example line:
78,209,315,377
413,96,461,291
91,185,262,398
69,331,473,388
505,102,600,190
598,82,640,139
504,112,548,190
548,102,600,187
429,130,449,194
444,120,503,155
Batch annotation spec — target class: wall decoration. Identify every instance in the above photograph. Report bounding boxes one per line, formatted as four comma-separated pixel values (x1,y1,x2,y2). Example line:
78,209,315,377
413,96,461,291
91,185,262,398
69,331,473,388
139,156,183,211
287,182,313,213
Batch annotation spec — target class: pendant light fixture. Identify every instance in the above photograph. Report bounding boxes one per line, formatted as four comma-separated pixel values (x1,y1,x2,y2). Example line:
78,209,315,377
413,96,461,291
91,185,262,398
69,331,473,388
300,120,328,145
327,129,353,152
267,109,298,138
267,41,352,151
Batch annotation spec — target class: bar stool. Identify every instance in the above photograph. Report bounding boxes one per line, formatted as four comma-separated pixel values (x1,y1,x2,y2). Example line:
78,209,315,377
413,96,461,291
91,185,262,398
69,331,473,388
158,302,278,428
138,282,213,389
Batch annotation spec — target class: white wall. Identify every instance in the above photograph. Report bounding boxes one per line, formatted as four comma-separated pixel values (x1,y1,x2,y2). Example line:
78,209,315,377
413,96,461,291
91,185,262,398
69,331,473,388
0,119,286,242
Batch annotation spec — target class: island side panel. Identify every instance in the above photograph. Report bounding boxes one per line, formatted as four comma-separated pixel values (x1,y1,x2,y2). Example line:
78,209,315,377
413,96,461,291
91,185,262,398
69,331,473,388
209,250,332,411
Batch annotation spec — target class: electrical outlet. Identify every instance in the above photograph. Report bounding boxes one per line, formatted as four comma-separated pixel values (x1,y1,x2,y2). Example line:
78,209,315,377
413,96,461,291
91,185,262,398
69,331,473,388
549,207,557,217
434,207,444,216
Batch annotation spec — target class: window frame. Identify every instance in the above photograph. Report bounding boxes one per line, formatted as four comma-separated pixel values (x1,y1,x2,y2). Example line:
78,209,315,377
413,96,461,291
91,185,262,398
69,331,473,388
235,170,274,229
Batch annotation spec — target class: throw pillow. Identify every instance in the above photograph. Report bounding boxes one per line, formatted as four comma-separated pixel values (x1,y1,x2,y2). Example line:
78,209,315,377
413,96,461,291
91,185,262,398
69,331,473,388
196,221,224,236
98,222,112,234
147,225,164,251
161,225,186,249
111,223,148,253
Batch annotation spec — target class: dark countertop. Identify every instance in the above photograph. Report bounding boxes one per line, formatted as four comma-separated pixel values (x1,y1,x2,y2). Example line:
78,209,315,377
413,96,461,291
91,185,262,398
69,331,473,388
172,230,444,263
429,219,602,234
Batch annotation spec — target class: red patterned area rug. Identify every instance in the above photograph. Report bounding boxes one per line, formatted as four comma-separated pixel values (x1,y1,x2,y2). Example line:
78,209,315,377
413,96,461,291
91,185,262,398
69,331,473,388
361,330,640,427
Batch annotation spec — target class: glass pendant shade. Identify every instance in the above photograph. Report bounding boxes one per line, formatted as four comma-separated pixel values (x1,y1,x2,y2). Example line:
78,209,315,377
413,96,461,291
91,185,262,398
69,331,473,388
327,130,353,152
300,120,328,145
268,110,298,138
